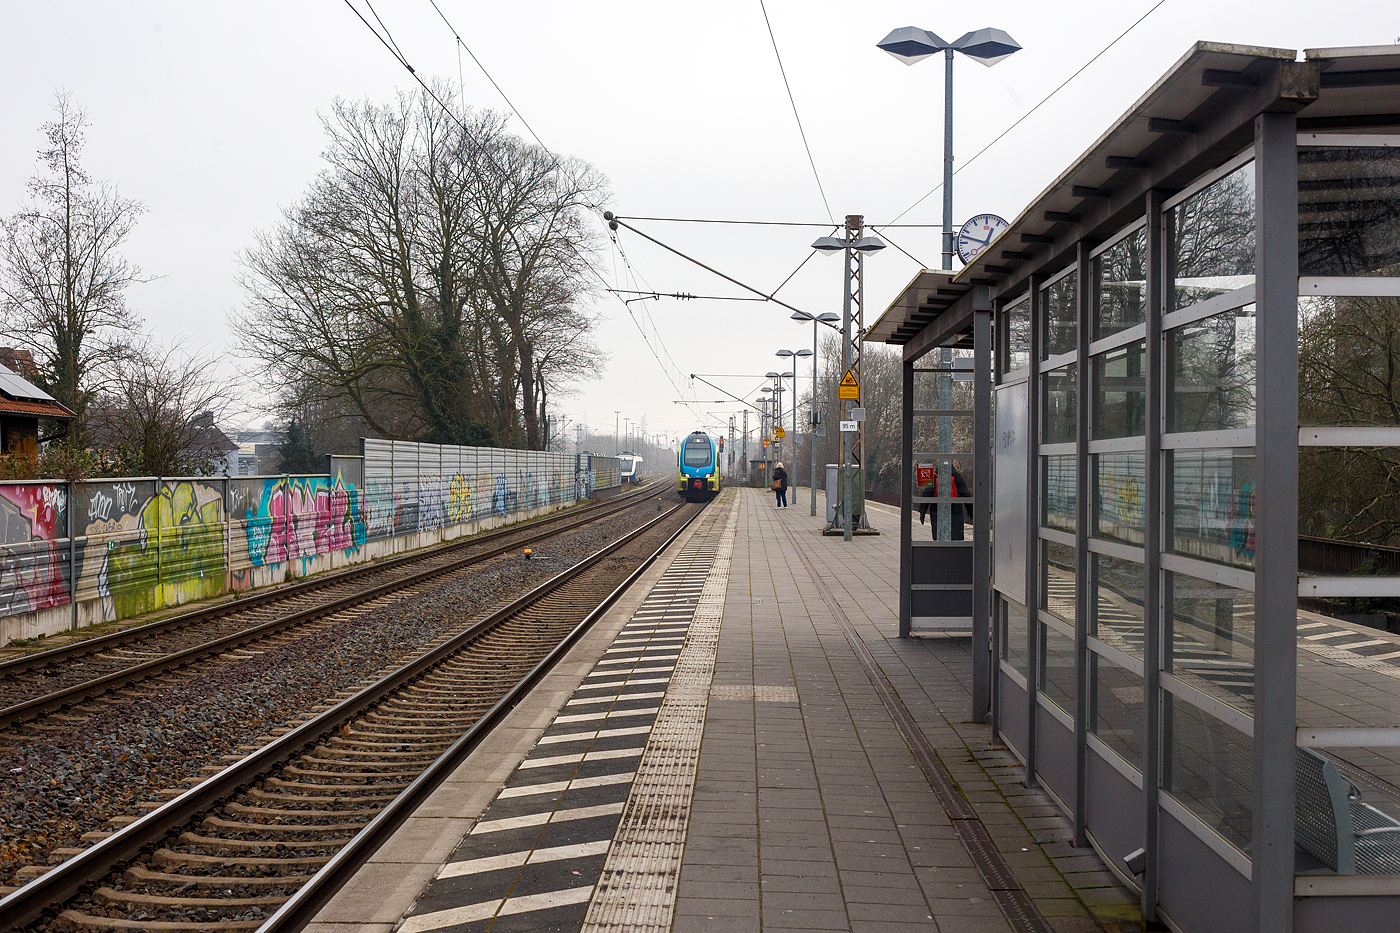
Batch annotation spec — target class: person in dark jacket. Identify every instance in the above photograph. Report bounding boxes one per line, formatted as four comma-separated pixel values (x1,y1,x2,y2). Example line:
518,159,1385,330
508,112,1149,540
773,462,789,508
918,466,971,539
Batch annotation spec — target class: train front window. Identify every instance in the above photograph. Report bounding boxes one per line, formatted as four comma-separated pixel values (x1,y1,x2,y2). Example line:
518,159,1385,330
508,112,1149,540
683,438,711,467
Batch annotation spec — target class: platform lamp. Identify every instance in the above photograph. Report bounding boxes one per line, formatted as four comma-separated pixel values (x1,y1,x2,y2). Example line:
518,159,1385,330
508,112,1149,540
812,228,886,540
877,26,1021,270
775,350,811,503
792,313,840,516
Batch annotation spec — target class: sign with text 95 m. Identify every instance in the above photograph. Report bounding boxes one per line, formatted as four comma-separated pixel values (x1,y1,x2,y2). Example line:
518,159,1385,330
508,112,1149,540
839,420,858,432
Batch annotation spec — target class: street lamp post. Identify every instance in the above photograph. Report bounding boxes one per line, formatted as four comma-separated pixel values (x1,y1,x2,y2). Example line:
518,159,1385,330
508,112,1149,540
614,411,621,455
877,26,1021,270
775,352,806,497
792,312,840,516
813,219,886,541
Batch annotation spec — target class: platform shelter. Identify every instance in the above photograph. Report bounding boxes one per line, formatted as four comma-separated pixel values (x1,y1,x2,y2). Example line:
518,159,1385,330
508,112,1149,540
869,40,1400,933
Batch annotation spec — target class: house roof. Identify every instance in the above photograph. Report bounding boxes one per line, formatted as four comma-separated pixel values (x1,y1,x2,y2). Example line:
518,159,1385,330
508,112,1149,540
0,397,77,420
0,365,74,420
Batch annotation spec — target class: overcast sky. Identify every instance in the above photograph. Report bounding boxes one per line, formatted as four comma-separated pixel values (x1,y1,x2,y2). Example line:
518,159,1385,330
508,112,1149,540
1,1,1395,448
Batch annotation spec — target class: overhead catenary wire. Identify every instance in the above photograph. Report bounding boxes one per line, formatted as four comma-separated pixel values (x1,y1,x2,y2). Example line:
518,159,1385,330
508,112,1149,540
757,0,834,223
608,216,822,321
424,0,553,153
343,0,713,426
612,215,957,229
866,225,932,270
887,0,1170,224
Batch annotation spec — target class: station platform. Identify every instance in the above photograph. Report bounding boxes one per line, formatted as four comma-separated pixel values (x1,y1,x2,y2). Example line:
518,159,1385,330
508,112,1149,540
305,487,1142,933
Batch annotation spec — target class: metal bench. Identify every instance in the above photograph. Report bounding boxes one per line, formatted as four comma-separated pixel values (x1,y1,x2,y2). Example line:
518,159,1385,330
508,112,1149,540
1295,747,1400,874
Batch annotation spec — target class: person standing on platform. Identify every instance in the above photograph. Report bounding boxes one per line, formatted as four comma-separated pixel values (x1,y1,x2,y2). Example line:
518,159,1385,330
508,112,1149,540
918,466,971,539
773,461,789,508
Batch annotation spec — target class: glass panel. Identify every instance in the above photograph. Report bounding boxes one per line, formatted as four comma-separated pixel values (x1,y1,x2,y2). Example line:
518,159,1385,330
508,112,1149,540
1041,540,1076,623
1090,653,1144,770
1164,571,1255,715
1043,273,1078,359
1039,621,1077,715
1298,446,1400,550
1092,340,1146,439
1004,296,1031,374
1093,227,1147,341
1298,145,1400,277
1002,598,1030,677
1091,554,1146,655
1299,295,1400,427
1168,448,1256,571
1167,304,1256,433
1164,693,1253,854
1042,455,1076,533
1042,363,1077,445
1095,452,1145,546
1168,160,1256,312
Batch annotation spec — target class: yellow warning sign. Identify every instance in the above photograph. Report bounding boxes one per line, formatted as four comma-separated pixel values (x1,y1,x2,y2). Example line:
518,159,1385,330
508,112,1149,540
775,426,785,439
838,369,860,401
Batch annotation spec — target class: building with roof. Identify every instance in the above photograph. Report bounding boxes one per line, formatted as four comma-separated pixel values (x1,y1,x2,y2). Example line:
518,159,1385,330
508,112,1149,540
871,40,1400,933
0,361,75,461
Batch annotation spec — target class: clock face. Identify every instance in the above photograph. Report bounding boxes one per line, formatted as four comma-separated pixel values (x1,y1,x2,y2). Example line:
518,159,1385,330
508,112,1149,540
956,213,1010,264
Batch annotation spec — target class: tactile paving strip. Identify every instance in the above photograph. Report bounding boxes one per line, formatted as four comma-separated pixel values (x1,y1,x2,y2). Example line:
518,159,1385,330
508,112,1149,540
580,497,739,933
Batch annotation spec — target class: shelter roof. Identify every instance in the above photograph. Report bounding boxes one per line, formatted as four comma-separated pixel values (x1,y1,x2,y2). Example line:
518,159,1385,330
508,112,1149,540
870,40,1400,354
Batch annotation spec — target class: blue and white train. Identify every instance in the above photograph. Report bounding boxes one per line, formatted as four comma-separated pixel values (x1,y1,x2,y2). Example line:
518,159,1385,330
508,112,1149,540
676,431,722,501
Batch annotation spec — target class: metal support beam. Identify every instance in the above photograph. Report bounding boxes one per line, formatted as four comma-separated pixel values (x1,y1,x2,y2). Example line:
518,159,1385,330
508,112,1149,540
1251,109,1300,933
1025,274,1044,790
972,293,993,721
1142,188,1167,923
1073,241,1093,849
900,358,914,639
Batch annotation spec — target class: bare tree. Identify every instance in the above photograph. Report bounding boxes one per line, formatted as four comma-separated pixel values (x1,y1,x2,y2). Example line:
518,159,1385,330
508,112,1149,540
236,87,607,450
86,340,240,477
0,92,145,434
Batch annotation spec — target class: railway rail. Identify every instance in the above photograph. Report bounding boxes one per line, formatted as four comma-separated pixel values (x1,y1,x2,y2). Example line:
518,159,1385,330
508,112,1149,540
0,497,705,931
0,482,665,730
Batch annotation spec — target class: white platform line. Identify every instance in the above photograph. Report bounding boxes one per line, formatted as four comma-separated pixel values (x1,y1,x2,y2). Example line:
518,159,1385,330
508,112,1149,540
537,725,653,745
565,683,669,697
585,664,675,679
469,801,625,835
438,839,612,880
517,747,645,770
401,885,595,933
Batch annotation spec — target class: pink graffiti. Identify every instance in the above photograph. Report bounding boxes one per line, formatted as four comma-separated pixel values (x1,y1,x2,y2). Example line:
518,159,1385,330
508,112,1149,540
262,479,357,564
0,484,68,612
0,484,63,540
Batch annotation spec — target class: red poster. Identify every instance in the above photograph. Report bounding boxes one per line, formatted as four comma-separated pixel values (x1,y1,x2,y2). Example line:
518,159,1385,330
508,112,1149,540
916,463,935,488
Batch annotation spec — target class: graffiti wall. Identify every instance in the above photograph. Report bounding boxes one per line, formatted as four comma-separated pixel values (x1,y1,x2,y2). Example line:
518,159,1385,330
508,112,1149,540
1,440,583,645
0,483,70,618
72,480,226,619
228,474,364,590
360,439,580,545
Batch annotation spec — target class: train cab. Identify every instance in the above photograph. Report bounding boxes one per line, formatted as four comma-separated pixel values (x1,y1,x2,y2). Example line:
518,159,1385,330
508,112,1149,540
676,431,721,501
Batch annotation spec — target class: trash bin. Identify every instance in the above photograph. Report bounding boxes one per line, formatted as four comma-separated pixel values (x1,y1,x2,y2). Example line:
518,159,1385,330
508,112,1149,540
825,464,865,527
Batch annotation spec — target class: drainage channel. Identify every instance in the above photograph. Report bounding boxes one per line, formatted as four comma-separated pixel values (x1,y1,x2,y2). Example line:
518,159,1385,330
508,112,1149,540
776,518,1056,933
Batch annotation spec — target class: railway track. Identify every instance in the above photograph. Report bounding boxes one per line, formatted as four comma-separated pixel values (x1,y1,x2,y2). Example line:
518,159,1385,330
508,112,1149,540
0,482,665,729
0,497,705,931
